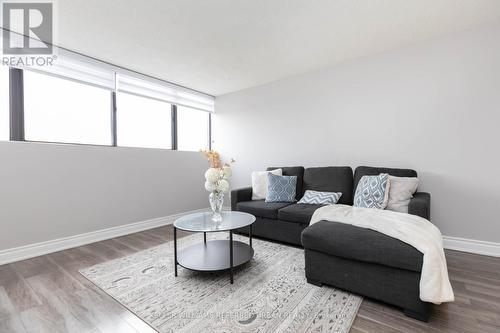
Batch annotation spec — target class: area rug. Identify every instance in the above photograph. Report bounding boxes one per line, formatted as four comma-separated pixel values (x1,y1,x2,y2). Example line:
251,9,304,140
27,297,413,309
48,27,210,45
80,233,362,332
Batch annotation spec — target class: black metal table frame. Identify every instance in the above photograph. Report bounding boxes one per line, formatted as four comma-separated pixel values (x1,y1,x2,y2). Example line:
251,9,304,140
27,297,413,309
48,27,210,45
174,225,253,284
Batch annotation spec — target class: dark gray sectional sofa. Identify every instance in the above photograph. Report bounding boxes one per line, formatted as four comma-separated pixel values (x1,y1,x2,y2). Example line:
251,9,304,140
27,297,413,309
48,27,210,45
231,166,433,321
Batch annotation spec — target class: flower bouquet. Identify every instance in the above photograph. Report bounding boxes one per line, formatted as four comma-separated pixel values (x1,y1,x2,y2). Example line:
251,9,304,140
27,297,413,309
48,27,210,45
201,150,235,222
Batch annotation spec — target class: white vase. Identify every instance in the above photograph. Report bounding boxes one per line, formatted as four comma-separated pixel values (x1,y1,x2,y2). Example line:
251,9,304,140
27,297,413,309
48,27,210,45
209,191,224,222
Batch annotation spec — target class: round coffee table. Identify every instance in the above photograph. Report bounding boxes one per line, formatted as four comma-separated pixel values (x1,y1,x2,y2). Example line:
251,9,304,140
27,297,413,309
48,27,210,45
173,211,256,284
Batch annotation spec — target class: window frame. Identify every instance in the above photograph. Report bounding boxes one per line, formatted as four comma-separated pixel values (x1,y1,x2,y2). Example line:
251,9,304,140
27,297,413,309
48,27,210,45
176,105,211,152
5,67,212,150
114,91,174,150
22,70,115,146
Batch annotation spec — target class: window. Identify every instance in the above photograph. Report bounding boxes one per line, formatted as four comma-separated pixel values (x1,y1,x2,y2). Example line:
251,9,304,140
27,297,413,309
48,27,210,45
24,70,112,145
177,106,209,151
116,92,172,149
5,45,214,148
0,66,9,141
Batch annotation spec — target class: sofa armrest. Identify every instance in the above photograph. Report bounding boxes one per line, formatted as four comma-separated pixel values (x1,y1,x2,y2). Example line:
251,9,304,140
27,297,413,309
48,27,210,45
408,192,431,220
231,187,253,210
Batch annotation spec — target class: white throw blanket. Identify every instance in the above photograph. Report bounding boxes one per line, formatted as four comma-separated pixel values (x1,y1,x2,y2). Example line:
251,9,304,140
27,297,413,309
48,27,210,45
310,204,454,304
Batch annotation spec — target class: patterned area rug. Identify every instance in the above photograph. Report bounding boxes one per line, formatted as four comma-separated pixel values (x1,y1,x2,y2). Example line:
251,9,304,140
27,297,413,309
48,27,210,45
80,233,362,333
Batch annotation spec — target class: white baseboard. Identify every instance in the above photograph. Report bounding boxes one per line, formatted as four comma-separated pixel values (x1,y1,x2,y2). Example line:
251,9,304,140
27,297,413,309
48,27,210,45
0,208,209,265
443,236,500,257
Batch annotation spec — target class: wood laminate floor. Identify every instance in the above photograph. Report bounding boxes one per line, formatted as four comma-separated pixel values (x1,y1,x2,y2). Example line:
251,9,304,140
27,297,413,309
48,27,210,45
1,225,499,332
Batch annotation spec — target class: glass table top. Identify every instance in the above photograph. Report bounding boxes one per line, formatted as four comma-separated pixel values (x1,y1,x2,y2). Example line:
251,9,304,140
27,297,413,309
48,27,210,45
174,211,256,232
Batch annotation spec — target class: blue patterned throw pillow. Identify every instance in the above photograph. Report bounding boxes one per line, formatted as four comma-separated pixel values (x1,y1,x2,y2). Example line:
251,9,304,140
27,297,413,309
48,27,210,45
354,173,390,209
298,190,342,205
266,173,297,203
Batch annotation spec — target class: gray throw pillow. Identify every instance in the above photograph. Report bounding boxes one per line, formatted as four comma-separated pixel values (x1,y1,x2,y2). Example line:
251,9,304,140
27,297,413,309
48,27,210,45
265,173,297,203
298,190,342,205
354,173,390,209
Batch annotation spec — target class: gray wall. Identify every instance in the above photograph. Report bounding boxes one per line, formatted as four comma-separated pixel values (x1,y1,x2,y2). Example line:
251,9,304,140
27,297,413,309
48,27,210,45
0,141,208,250
214,23,500,243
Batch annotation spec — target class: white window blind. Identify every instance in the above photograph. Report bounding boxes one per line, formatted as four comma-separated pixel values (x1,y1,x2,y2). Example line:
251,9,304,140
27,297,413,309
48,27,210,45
117,73,214,113
13,49,116,91
33,49,116,90
3,29,213,109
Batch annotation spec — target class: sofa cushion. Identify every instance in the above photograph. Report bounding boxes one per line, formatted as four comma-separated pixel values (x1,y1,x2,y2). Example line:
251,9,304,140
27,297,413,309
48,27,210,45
353,173,390,209
301,221,423,272
251,168,282,200
267,166,304,200
354,166,417,198
303,167,354,205
266,174,297,203
298,190,342,205
236,200,292,219
386,176,420,213
278,203,325,224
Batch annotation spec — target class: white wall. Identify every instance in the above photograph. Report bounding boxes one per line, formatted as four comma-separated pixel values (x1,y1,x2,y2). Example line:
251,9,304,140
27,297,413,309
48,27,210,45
214,23,500,243
0,141,208,251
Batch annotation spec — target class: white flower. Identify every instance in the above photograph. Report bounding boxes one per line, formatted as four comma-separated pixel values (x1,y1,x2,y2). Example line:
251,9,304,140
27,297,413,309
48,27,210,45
222,166,232,179
205,181,217,192
217,179,230,193
205,168,221,183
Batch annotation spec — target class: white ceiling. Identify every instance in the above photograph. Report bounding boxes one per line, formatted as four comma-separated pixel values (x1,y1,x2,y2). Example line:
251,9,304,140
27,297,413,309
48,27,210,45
54,0,500,96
